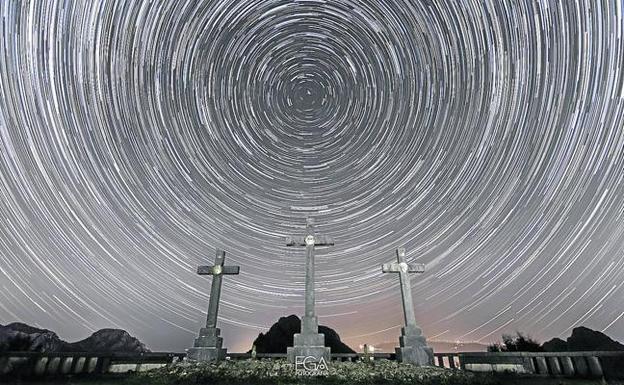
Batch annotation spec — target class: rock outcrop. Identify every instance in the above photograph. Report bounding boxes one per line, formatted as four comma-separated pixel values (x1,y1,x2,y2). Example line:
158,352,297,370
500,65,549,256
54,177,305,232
64,329,149,353
542,326,624,352
0,323,64,352
541,337,568,352
0,323,149,353
250,314,355,354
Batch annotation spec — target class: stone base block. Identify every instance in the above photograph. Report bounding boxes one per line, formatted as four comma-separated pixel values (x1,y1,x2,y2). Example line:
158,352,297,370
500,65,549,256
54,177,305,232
193,335,223,348
396,345,434,366
191,327,224,349
402,326,424,336
293,332,325,346
400,334,428,347
287,345,331,364
186,347,227,362
301,315,320,334
198,327,220,337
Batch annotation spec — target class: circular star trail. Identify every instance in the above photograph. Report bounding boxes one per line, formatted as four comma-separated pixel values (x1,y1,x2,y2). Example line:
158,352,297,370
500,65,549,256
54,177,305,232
1,0,623,351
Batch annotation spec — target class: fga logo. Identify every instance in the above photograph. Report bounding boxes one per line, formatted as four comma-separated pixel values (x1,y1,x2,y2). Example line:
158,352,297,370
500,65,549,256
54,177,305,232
294,355,329,376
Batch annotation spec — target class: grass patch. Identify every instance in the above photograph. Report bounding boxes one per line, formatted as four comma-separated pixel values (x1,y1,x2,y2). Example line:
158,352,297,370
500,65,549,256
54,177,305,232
120,359,497,385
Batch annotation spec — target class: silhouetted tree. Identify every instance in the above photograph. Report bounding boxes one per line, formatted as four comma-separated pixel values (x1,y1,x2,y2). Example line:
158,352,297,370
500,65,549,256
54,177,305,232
487,332,543,352
487,343,502,352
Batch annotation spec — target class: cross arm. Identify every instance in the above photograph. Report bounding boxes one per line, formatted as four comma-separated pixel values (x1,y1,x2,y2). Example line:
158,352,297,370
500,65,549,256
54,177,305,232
381,262,426,273
285,236,305,246
313,235,334,246
285,235,335,246
197,265,240,275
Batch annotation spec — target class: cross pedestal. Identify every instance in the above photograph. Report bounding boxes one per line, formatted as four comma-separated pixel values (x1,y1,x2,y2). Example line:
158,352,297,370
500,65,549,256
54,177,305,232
287,315,330,363
187,327,227,362
285,218,333,364
395,325,434,366
187,249,240,362
382,248,433,366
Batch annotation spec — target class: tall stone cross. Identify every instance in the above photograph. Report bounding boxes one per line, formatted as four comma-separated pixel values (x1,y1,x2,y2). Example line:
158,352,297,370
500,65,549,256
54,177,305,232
382,248,433,366
286,217,333,364
187,249,240,362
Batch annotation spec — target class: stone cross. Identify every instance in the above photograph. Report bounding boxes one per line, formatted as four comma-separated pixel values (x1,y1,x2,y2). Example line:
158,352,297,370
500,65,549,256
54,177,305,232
382,248,433,366
286,217,333,364
187,249,240,362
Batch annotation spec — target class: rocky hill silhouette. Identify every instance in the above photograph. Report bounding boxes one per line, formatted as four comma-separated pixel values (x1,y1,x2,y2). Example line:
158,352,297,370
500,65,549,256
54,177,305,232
0,322,149,353
250,315,355,354
542,326,624,352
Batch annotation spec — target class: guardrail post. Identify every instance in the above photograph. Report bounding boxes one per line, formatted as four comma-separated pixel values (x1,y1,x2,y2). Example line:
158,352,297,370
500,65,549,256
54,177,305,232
73,357,86,373
547,356,562,375
0,356,9,375
60,357,73,374
86,357,98,373
34,357,48,376
98,357,111,373
47,357,61,374
534,356,549,375
586,356,603,378
573,356,589,377
560,356,575,376
521,356,536,374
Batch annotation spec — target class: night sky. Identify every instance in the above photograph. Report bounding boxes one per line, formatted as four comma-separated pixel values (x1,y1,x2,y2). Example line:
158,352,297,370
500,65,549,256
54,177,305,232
1,0,623,353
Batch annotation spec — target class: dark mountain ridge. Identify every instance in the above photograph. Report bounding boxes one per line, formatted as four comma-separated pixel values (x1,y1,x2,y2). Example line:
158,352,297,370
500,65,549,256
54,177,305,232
250,314,355,354
0,322,149,353
542,326,624,352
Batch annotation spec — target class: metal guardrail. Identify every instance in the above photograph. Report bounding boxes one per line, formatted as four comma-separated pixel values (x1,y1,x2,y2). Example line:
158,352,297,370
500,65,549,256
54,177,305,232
0,351,184,377
2,350,623,379
432,351,624,379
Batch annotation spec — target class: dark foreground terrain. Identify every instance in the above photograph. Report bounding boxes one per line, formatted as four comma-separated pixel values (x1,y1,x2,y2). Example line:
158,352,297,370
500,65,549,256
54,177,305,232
2,360,622,385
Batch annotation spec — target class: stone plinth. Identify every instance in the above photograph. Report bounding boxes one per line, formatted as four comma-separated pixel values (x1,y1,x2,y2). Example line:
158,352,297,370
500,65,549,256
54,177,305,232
287,343,331,363
287,316,331,363
186,327,227,362
395,326,434,366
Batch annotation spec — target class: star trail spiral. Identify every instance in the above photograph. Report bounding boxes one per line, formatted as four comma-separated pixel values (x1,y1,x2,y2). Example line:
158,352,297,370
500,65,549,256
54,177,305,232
1,0,623,352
